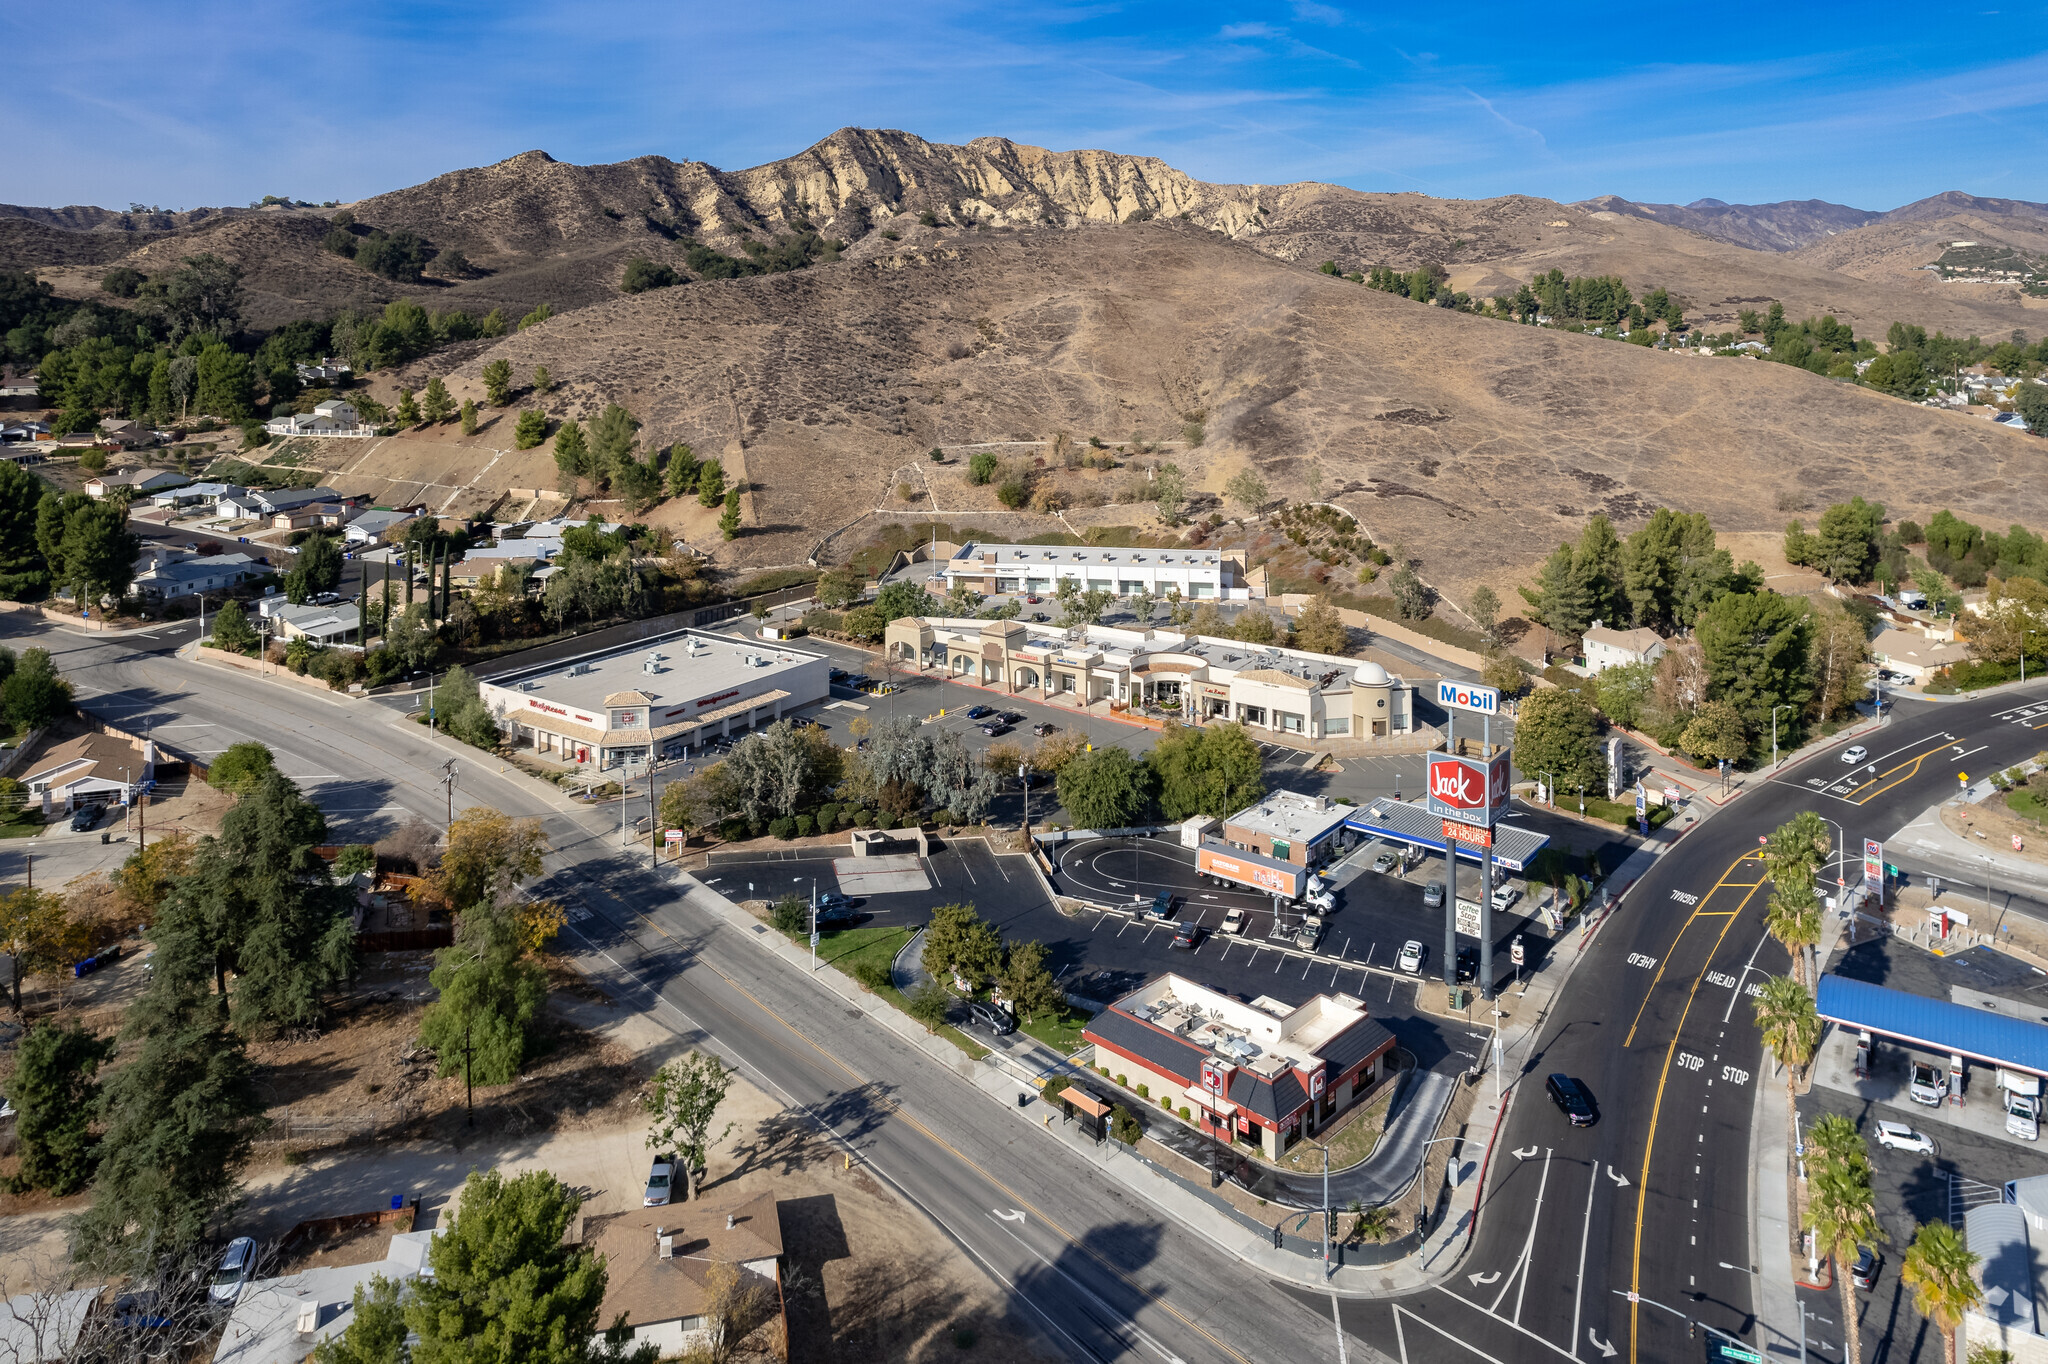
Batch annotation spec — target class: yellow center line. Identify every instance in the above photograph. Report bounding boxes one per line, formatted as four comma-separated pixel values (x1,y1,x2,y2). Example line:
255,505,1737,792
1622,855,1763,1049
1846,736,1967,806
696,930,1254,1364
1628,869,1765,1363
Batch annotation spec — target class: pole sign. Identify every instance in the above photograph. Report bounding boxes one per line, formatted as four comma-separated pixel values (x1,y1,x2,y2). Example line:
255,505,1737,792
1442,819,1493,848
1864,838,1884,900
664,828,684,845
1436,679,1499,715
1426,748,1513,828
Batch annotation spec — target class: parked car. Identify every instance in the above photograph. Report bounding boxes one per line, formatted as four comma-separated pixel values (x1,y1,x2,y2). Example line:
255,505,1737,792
1545,1074,1596,1127
1455,946,1480,983
999,711,1026,724
1851,1244,1881,1290
980,722,1011,737
1397,940,1426,974
968,1000,1015,1035
1033,722,1057,737
964,705,994,720
1842,745,1869,764
1031,612,1051,623
1220,908,1246,936
1025,595,1042,603
1909,1060,1948,1106
814,895,857,926
1146,892,1178,921
1372,852,1398,875
1294,915,1324,951
210,1237,257,1307
69,804,100,832
1874,1120,1934,1154
1422,883,1445,909
1491,886,1520,912
644,1156,675,1207
1170,923,1202,950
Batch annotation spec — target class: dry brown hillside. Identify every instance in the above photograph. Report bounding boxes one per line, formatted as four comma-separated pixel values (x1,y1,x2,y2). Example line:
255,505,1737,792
431,224,2048,602
10,128,2040,343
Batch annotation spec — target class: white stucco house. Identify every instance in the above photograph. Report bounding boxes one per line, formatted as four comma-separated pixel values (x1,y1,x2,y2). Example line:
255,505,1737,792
1582,621,1668,675
265,399,371,438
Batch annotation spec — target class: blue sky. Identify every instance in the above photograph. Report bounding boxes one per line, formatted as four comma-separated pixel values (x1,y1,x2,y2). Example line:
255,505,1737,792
8,1,2047,211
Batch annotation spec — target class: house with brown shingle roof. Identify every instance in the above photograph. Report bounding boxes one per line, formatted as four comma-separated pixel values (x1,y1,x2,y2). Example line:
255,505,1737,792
579,1191,785,1357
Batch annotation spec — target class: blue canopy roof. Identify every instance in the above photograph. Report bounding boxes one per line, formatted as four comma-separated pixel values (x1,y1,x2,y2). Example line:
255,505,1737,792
1815,973,2048,1077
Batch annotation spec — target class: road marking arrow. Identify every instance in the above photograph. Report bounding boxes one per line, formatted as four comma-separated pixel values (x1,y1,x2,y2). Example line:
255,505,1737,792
1514,1146,1538,1159
1606,1165,1631,1187
994,1209,1025,1222
1468,1271,1502,1287
1588,1329,1617,1357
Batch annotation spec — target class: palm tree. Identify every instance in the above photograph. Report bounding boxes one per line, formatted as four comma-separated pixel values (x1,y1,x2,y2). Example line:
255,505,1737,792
1765,882,1824,986
1763,811,1833,888
1901,1219,1982,1364
1806,1116,1883,1364
1755,978,1822,1248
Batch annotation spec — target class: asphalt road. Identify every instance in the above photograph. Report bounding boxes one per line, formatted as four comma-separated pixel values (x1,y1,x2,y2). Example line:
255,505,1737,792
1,616,1355,1364
17,609,2048,1364
1279,684,2048,1364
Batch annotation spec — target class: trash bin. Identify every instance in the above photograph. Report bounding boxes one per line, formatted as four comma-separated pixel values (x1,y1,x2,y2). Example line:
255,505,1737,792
100,831,110,845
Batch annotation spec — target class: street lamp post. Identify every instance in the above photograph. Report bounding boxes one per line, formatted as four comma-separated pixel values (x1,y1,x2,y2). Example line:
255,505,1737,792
1771,704,1794,772
2026,628,2039,684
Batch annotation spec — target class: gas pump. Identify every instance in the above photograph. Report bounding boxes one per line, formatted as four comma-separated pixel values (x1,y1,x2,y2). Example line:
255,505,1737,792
1854,1030,1871,1079
1950,1054,1967,1108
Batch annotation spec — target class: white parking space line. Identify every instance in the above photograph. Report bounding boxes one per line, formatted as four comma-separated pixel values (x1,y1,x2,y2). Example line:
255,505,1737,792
1274,953,1285,974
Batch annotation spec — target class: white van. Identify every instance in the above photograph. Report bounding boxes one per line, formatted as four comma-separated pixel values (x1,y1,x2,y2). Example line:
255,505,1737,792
2001,1070,2042,1141
1909,1061,1948,1107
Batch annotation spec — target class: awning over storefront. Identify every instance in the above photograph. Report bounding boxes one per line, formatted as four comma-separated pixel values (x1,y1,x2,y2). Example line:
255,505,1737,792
1341,798,1551,872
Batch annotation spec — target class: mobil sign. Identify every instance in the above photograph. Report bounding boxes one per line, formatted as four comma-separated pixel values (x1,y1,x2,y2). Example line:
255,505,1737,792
1426,748,1513,828
1437,679,1499,715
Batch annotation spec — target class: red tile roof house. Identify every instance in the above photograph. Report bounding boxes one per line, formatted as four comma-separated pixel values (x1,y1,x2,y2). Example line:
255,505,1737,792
1083,974,1396,1160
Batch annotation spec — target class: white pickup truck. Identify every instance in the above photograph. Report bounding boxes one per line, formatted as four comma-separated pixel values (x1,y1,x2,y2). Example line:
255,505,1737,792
1909,1061,1949,1107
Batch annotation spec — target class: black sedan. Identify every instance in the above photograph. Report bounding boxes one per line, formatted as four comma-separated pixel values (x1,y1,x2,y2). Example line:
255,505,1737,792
1545,1074,1596,1127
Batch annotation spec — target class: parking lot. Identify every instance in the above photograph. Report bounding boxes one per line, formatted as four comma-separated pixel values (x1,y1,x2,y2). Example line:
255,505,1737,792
1048,832,1551,998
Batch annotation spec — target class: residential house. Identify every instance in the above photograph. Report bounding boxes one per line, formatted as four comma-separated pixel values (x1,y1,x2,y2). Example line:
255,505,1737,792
148,481,247,511
449,554,537,589
272,601,362,647
580,1193,786,1359
1581,621,1668,675
216,486,353,521
21,731,153,813
134,551,265,600
264,400,370,439
84,468,184,500
1871,628,1971,684
95,418,158,450
293,357,353,385
270,502,350,531
213,1229,440,1364
342,507,419,546
1,420,50,443
0,1286,100,1362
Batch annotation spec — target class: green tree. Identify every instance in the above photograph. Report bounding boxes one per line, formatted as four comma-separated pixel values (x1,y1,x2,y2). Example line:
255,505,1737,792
1223,469,1268,512
1812,497,1886,584
479,309,507,338
0,462,49,599
552,420,589,488
815,566,863,610
1147,722,1263,821
460,399,478,435
193,343,254,418
1467,585,1500,642
165,769,356,1029
588,404,640,490
874,581,937,623
665,442,699,498
612,455,663,513
1002,939,1066,1023
422,376,453,424
1752,976,1821,1229
1,646,71,729
285,532,343,604
514,409,547,450
1678,698,1750,766
641,1052,735,1201
1901,1219,1982,1364
922,902,1005,988
204,740,275,794
1764,880,1823,987
406,1170,606,1364
968,452,1000,485
719,489,741,539
1696,591,1813,751
209,599,259,653
11,1020,114,1195
72,925,266,1271
907,981,952,1032
531,364,551,395
1511,687,1606,795
394,387,422,427
1806,1114,1882,1364
1521,542,1594,640
2014,381,2048,434
1055,746,1154,829
313,1275,411,1364
696,456,727,506
37,491,139,606
1153,463,1186,524
1292,596,1350,655
1593,658,1655,728
620,257,679,293
519,303,553,330
481,359,513,406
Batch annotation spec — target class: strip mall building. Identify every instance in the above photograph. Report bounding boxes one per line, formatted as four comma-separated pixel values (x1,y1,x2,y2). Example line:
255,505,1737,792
475,629,830,769
1083,974,1396,1158
883,617,1417,743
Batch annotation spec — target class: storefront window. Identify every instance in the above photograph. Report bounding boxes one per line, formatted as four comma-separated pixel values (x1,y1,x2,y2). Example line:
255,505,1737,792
1325,716,1349,735
1280,711,1304,733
